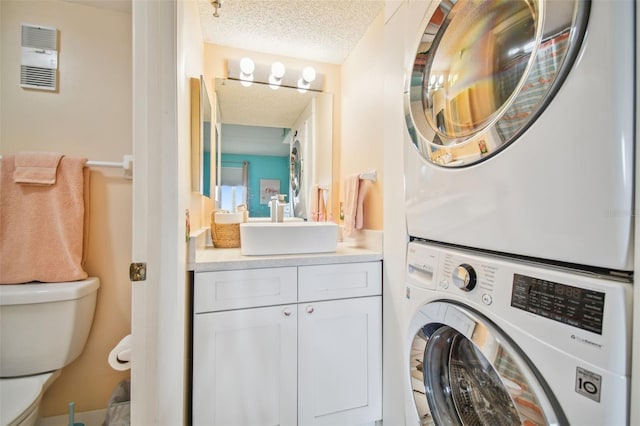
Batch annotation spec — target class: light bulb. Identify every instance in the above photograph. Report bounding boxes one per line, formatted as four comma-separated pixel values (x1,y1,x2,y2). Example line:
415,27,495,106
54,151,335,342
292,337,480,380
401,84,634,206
269,75,281,89
271,62,285,79
297,77,310,93
302,66,316,83
239,57,255,75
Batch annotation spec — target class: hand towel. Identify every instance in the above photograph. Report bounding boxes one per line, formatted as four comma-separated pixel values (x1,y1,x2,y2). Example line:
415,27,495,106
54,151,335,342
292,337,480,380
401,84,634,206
1,154,90,284
355,179,372,230
343,174,360,236
310,184,320,221
13,151,63,185
317,188,327,222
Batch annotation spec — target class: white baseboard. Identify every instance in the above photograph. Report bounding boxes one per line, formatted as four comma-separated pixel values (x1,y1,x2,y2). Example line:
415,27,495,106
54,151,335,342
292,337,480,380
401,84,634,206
37,408,107,426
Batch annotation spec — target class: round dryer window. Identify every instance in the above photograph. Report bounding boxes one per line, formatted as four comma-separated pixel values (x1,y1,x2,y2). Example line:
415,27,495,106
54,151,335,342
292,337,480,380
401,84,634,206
408,302,567,425
404,0,589,167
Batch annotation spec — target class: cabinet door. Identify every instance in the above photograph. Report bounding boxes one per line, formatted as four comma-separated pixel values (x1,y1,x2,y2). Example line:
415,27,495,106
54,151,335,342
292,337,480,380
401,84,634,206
193,305,298,426
298,296,382,426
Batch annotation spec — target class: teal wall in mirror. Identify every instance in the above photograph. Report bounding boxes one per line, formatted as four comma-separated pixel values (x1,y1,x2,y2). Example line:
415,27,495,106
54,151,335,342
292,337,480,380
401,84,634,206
221,153,289,217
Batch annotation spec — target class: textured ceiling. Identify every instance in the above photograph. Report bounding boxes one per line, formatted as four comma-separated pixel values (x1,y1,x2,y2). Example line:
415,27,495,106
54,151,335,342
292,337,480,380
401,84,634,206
197,0,384,64
215,78,317,128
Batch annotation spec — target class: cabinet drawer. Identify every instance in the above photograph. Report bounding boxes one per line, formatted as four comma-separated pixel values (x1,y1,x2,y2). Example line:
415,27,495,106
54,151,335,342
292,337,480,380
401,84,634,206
194,267,297,313
298,262,381,302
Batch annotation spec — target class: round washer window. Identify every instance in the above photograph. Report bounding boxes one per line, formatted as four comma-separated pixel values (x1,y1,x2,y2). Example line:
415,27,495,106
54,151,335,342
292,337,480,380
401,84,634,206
404,0,589,167
408,302,567,425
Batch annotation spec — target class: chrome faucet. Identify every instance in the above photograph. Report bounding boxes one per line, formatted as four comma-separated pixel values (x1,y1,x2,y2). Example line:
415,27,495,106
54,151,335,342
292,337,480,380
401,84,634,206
269,194,287,222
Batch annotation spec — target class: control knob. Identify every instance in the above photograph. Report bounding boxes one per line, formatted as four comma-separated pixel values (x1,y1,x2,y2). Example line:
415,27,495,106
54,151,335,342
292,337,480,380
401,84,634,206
452,264,477,291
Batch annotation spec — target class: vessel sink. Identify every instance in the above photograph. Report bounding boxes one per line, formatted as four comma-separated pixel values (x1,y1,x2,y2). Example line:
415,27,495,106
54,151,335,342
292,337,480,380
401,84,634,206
240,222,338,255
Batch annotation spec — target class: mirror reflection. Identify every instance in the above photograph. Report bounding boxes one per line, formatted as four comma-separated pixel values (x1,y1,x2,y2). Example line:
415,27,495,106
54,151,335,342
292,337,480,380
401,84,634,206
191,76,213,197
215,78,332,219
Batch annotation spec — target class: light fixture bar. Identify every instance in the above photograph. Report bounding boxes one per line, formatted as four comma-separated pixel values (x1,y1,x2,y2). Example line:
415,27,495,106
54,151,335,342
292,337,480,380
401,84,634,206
227,58,324,92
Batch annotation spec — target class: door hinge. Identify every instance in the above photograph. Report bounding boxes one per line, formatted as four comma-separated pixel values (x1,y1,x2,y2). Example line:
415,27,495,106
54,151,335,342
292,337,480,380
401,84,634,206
129,262,147,282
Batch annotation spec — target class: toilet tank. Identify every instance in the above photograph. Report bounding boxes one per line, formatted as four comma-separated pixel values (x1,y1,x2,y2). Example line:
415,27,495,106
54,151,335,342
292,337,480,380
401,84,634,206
0,277,100,377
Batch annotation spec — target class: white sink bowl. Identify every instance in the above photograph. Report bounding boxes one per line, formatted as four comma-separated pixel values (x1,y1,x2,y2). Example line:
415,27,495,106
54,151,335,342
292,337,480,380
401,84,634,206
240,222,338,255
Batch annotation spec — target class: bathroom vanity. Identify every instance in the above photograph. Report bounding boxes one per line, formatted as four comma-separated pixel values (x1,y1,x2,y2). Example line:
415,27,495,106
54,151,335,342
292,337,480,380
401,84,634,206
190,245,382,426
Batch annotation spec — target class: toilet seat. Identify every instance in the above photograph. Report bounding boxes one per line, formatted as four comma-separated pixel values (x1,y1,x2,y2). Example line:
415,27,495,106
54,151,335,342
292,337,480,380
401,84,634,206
0,371,59,426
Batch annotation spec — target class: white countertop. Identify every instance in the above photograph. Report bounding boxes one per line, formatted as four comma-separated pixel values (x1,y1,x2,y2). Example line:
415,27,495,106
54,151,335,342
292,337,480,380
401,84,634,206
190,243,382,272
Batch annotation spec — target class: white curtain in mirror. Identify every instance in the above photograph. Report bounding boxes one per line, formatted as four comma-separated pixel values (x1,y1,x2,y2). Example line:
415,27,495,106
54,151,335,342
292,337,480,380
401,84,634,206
219,161,248,212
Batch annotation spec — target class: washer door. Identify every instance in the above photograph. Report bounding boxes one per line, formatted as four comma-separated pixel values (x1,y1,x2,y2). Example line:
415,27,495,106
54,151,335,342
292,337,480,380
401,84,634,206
408,302,566,425
404,0,589,167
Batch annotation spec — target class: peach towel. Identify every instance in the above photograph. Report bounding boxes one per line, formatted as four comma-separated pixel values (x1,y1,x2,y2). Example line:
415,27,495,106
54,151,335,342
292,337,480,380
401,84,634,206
355,180,371,229
317,188,327,222
343,174,360,236
310,185,327,222
310,184,319,221
343,175,373,236
13,151,63,185
0,154,90,284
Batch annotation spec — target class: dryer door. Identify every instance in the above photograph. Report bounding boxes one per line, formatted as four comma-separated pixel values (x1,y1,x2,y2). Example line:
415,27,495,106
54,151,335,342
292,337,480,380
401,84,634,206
404,0,589,167
408,301,567,425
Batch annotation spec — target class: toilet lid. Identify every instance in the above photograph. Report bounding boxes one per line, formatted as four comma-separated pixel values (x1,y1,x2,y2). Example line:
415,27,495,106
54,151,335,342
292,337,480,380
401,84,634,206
0,373,53,425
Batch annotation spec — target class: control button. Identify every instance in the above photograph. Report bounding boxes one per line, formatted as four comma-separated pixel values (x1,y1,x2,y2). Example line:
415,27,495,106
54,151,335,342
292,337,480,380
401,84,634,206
482,293,493,305
452,264,477,291
439,278,449,289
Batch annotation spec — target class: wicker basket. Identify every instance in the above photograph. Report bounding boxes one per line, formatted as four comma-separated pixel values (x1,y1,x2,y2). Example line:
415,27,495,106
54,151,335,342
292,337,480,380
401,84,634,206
211,211,241,248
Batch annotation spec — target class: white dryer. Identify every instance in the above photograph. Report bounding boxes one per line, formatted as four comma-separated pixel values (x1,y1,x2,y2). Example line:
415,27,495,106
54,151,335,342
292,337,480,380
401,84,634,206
403,0,634,271
403,241,632,425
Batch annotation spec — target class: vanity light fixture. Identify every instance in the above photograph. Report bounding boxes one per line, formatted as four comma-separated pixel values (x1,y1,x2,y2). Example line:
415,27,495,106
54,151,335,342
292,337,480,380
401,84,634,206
211,0,222,18
239,57,255,87
227,59,323,91
269,61,286,89
297,66,317,93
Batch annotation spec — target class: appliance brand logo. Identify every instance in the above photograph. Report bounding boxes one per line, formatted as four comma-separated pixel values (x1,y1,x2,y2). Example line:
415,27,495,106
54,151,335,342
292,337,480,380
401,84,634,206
571,334,603,349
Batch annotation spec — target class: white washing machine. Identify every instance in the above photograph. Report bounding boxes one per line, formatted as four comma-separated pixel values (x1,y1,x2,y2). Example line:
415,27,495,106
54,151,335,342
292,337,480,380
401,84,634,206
403,0,634,271
403,241,632,425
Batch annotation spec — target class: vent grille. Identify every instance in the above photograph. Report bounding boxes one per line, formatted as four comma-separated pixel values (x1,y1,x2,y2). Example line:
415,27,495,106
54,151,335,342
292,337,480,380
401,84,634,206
21,24,57,50
20,66,56,90
20,24,58,91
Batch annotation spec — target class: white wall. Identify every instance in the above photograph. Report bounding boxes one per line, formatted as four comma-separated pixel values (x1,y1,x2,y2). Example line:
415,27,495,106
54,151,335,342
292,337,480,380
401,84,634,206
340,11,385,230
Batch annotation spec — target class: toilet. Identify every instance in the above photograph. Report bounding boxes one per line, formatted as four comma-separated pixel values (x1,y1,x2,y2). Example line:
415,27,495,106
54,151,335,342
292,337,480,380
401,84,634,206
0,278,100,426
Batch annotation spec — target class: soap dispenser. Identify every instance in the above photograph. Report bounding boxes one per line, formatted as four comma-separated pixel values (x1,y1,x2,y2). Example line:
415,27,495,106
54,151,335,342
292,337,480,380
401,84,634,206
269,194,286,222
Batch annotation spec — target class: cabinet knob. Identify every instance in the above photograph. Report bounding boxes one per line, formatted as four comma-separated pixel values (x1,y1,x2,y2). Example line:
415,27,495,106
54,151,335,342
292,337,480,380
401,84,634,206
283,308,292,317
306,305,314,314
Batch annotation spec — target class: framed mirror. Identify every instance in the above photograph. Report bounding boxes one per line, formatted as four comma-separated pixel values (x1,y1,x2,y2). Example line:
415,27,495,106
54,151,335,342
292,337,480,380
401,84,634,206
214,78,332,219
191,75,214,197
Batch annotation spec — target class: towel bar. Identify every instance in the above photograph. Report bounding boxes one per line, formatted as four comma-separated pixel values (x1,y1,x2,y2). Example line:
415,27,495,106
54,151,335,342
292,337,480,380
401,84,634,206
359,170,377,182
0,154,133,178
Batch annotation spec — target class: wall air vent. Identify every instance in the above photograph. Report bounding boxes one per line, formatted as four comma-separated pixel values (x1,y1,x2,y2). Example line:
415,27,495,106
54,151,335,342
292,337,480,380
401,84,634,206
20,24,58,91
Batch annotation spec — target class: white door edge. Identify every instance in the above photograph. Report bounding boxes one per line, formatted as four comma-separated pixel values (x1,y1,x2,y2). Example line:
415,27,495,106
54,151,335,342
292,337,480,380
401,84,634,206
132,0,185,424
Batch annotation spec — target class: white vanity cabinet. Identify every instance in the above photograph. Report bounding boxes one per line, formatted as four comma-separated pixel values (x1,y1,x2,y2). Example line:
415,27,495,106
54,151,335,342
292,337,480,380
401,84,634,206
192,261,382,426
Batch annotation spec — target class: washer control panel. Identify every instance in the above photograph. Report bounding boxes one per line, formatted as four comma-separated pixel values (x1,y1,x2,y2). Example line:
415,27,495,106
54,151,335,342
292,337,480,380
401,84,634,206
405,240,633,379
406,242,495,305
511,273,605,335
452,264,477,291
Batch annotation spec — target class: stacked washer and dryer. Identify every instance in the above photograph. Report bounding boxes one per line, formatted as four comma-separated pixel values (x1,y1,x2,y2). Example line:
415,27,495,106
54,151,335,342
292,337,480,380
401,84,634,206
402,1,634,425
